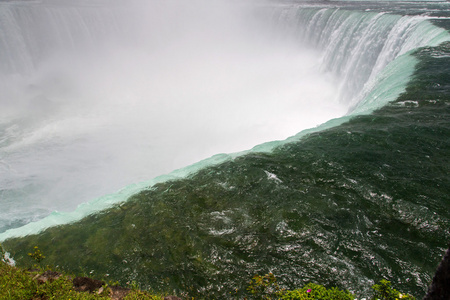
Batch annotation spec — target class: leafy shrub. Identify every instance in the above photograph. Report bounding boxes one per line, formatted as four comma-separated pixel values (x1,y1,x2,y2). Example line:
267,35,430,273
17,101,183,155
281,283,355,300
247,273,282,299
371,280,415,300
246,275,415,300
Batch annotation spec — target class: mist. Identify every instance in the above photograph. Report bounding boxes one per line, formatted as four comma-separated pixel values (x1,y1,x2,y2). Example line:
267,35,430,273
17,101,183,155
0,0,345,232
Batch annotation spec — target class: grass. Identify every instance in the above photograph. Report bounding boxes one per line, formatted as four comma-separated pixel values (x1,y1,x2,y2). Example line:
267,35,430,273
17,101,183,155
0,261,161,300
0,262,107,299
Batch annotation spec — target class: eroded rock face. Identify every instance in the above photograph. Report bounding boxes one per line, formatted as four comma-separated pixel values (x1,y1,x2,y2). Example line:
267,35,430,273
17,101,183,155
423,246,450,300
72,276,105,293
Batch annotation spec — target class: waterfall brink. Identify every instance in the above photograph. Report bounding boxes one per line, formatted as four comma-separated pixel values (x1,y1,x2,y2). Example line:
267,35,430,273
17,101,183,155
0,0,449,239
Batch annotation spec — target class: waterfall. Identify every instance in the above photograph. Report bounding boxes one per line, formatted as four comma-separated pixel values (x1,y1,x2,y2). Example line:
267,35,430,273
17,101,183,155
0,0,448,239
266,6,449,110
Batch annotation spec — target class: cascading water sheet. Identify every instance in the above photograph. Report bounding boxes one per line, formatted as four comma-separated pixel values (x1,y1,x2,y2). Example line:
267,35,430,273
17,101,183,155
0,0,346,234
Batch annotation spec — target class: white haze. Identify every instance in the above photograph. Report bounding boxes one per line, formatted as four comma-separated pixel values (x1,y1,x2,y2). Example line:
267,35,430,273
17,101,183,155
0,0,345,232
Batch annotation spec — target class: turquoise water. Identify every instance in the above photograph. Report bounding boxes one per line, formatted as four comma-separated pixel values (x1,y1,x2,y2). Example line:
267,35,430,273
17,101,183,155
2,1,450,299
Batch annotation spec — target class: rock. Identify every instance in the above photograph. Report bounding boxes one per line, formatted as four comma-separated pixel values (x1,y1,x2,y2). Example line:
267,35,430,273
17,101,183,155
109,286,131,300
423,245,450,300
97,286,104,294
33,270,62,284
72,276,105,293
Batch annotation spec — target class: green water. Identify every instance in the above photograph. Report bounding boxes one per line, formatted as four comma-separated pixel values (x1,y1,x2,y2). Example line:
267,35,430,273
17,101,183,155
4,41,450,298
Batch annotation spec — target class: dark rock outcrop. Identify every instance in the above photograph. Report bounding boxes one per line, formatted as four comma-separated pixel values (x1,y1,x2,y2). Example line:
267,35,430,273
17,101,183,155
72,276,105,293
423,246,450,300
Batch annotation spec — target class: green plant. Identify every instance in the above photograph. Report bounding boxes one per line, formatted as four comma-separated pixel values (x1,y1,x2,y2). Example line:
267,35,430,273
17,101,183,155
108,279,121,286
370,280,415,300
281,283,354,300
0,262,110,299
28,246,45,263
0,248,165,299
124,290,161,300
128,280,141,291
247,273,282,299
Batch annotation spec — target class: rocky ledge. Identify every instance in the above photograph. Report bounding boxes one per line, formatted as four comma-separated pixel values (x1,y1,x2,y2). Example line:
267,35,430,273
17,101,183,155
32,270,181,300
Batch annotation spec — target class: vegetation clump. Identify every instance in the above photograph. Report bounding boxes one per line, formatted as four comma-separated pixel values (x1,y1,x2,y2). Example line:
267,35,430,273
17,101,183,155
246,273,415,300
370,280,415,300
28,245,45,263
0,244,162,300
280,283,355,300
